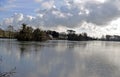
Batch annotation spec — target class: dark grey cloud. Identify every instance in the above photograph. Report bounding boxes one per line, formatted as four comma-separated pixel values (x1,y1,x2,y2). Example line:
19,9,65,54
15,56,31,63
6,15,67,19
35,0,120,27
85,0,120,25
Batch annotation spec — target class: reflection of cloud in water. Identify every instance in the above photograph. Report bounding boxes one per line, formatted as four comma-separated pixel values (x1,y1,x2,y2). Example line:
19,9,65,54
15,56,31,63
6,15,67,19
1,39,120,77
36,48,75,77
26,48,119,77
70,54,119,77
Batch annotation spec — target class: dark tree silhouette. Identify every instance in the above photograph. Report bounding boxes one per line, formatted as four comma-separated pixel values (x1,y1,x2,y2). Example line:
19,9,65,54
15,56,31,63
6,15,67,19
33,28,48,41
51,31,59,38
47,30,59,38
16,24,33,41
16,24,49,41
67,30,93,41
67,30,75,34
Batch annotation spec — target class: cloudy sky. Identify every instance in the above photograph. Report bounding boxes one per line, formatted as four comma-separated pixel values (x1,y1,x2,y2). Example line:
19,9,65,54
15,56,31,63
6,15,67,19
0,0,120,37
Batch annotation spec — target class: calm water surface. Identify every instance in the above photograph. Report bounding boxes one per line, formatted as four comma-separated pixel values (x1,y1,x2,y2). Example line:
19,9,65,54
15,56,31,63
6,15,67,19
0,39,120,77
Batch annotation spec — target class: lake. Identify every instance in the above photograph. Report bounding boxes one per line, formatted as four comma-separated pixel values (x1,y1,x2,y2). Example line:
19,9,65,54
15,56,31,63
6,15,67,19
0,39,120,77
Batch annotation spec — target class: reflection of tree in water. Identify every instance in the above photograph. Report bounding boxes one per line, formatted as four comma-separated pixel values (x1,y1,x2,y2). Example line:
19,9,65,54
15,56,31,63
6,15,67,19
19,42,28,58
3,40,119,77
45,40,60,48
37,47,120,77
20,44,26,58
0,39,16,77
67,41,87,49
0,39,14,53
18,41,43,58
38,48,76,77
33,43,43,53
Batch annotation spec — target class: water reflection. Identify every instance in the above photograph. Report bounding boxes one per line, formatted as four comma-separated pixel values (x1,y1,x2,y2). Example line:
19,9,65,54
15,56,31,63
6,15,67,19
73,54,118,77
0,39,120,77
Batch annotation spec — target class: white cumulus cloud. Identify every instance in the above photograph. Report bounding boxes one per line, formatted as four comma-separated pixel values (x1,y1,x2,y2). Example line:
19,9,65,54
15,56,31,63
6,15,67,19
1,0,120,37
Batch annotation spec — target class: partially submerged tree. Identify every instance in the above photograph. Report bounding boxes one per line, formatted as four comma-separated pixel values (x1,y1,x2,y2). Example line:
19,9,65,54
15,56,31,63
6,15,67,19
16,24,48,41
33,28,48,41
16,23,33,41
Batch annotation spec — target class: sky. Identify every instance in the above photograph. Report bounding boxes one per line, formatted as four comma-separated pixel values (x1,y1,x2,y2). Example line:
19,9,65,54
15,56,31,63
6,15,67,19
0,0,120,37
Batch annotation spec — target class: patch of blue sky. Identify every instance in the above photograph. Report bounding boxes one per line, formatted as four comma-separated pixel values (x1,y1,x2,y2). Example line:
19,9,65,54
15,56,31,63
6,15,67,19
0,0,40,20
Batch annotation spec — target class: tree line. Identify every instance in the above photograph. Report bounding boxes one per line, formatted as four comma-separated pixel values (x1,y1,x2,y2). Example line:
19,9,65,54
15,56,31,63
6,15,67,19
101,35,120,41
0,26,15,39
0,24,97,41
16,24,96,41
3,23,120,41
67,30,95,41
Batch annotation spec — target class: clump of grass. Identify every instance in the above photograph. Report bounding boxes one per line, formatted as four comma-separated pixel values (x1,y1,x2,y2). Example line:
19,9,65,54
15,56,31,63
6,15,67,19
0,57,16,77
0,67,16,77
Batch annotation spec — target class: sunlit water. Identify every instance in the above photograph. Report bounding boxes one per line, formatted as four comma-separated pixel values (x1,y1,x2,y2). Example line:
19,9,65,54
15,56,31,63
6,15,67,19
0,39,120,77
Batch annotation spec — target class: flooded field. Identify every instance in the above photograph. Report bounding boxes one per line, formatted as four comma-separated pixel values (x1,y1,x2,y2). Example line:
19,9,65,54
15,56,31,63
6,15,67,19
0,39,120,77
